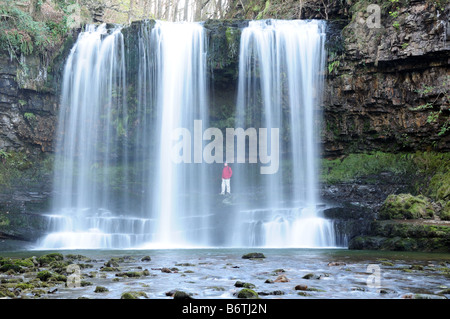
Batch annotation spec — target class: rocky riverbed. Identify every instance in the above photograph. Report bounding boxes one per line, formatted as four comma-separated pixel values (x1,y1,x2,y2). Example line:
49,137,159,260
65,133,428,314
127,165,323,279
1,249,449,299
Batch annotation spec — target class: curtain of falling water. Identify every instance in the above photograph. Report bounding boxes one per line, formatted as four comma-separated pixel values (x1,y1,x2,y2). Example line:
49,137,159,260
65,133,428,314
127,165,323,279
233,20,337,248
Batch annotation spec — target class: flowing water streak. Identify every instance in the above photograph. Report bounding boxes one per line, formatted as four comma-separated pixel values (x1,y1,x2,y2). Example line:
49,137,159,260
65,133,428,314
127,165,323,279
148,21,211,247
38,24,144,249
233,20,337,247
38,22,212,249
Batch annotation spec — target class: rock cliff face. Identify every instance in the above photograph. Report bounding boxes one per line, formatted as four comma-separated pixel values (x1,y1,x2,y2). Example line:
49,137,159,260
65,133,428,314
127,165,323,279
0,55,58,154
323,0,450,157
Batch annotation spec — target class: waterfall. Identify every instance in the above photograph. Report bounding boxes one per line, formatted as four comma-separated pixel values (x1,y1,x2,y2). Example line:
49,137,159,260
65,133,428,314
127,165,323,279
148,21,211,248
232,20,337,248
38,22,211,249
37,19,340,250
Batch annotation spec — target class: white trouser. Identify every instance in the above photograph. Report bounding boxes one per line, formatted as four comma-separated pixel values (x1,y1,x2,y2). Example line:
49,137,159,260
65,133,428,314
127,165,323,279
221,178,230,194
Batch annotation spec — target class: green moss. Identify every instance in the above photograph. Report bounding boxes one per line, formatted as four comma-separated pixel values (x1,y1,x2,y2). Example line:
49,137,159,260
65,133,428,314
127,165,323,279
320,152,416,184
242,252,266,259
429,171,450,201
379,194,435,220
440,201,450,221
94,286,109,293
237,288,259,299
0,263,22,273
36,270,53,282
235,281,256,289
38,253,64,266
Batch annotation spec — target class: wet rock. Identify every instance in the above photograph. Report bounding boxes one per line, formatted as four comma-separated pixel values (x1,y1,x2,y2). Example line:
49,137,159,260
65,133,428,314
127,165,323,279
378,288,395,294
100,267,119,272
264,279,274,284
413,294,447,299
410,265,424,271
173,290,194,299
115,271,144,278
381,262,395,266
302,273,321,280
306,287,326,292
121,291,148,299
437,288,450,295
37,253,64,266
274,275,289,283
175,263,195,266
234,281,255,289
273,268,286,274
237,288,259,299
161,267,172,273
36,270,53,282
295,284,308,291
94,286,108,293
242,253,266,259
141,256,151,262
327,262,346,266
104,259,120,267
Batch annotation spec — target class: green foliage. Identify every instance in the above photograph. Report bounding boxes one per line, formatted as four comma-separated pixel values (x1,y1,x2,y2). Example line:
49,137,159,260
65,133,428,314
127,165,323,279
24,112,36,122
389,11,399,18
0,0,49,58
321,152,450,208
411,77,450,136
0,151,54,193
0,214,10,227
320,152,416,184
328,60,340,74
0,0,72,60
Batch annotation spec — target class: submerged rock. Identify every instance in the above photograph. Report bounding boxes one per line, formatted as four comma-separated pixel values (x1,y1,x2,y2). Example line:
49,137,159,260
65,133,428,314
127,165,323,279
234,281,255,289
302,273,321,280
274,275,289,282
242,253,266,259
327,262,346,266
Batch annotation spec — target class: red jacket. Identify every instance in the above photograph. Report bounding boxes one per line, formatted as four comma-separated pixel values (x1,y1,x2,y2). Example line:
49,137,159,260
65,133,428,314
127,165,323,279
222,166,232,179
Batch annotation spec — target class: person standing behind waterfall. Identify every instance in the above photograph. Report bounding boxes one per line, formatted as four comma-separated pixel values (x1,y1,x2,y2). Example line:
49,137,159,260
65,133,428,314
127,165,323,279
221,163,232,195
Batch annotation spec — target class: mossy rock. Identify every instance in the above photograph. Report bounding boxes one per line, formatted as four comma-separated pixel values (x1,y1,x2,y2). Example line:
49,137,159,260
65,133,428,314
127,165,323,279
37,253,64,266
121,291,148,299
234,281,256,289
94,286,109,293
242,252,266,259
36,270,53,282
0,263,22,273
237,288,259,299
104,259,120,267
379,194,435,220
